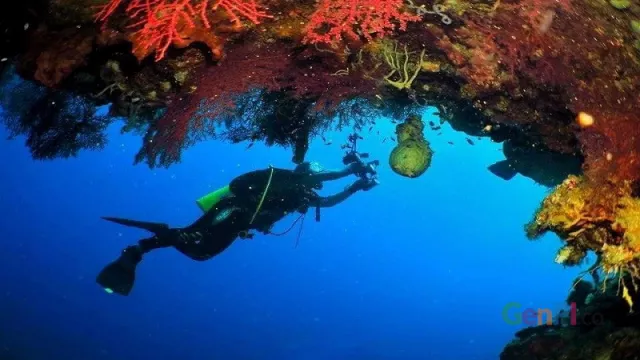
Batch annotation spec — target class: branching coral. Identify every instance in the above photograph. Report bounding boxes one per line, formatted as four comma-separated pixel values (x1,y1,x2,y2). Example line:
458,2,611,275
303,0,421,48
376,40,426,90
94,0,271,61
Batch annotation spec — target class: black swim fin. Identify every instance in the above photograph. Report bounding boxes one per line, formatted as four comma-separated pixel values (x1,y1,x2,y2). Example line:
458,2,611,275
96,246,142,296
98,216,168,296
488,160,518,181
102,216,169,234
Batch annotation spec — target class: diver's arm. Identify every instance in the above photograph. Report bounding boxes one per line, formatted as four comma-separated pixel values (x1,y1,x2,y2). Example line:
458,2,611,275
316,188,358,208
305,159,378,183
315,179,370,208
306,165,355,182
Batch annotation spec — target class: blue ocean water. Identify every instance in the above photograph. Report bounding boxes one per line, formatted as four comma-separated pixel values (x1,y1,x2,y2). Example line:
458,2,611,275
0,107,587,360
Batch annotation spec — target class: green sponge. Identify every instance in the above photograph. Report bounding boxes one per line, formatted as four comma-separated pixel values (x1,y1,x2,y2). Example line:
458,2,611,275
631,20,640,35
609,0,631,10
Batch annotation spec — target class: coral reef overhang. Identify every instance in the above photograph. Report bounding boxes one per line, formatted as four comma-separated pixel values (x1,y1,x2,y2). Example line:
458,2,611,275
5,0,621,181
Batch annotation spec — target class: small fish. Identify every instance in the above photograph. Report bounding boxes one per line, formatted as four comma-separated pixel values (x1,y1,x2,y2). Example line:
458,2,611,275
246,143,254,149
325,140,332,145
466,138,475,145
432,126,441,131
429,121,436,127
437,132,442,136
390,137,396,142
447,141,454,145
382,138,386,143
369,126,374,132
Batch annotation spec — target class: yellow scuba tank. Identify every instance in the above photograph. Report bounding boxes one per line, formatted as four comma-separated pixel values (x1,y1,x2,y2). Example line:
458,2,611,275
195,185,233,213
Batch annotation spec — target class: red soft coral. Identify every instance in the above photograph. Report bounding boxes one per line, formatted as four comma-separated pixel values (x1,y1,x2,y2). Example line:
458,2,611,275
135,41,378,167
135,43,291,166
95,0,271,61
303,0,420,47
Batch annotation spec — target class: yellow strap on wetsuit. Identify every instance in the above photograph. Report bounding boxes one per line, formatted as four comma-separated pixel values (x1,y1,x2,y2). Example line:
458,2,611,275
249,166,274,225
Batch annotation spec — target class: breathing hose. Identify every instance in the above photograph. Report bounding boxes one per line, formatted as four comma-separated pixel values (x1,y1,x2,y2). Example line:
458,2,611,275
249,166,274,225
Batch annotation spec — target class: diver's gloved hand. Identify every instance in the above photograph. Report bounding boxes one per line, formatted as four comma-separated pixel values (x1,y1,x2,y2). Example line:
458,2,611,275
348,159,377,176
351,177,379,192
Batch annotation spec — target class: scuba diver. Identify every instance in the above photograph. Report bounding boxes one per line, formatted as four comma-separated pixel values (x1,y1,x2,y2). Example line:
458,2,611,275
97,139,379,296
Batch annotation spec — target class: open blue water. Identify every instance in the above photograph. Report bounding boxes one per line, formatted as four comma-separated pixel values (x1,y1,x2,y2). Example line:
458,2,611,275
0,107,586,359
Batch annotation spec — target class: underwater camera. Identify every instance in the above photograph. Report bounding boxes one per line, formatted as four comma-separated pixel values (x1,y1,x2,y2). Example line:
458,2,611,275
342,133,380,180
343,151,379,179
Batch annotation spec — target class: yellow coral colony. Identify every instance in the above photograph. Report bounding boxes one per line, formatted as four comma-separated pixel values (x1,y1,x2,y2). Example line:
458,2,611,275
527,175,640,309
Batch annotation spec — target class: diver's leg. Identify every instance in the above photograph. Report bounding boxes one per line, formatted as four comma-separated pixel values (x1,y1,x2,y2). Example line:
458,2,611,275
111,235,174,265
174,234,236,261
173,211,248,261
137,235,174,254
137,231,229,261
116,235,174,262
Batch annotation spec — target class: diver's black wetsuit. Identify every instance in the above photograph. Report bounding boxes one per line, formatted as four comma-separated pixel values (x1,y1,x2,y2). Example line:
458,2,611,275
226,164,379,233
97,197,253,295
139,197,251,261
97,161,377,295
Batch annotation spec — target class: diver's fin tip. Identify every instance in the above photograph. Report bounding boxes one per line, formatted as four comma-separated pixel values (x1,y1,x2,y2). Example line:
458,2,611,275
100,216,169,233
488,160,517,181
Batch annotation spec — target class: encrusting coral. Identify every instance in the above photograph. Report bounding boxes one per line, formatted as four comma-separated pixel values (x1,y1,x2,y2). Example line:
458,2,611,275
527,175,640,307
